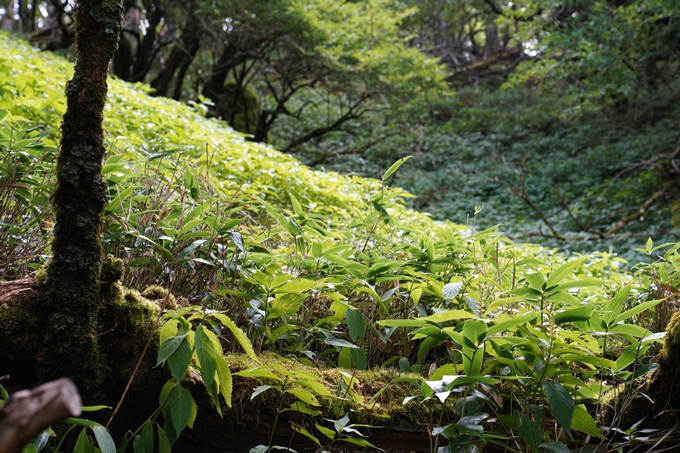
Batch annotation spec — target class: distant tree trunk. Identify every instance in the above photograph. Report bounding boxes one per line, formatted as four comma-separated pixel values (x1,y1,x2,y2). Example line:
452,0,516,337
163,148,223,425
150,27,201,98
42,0,124,400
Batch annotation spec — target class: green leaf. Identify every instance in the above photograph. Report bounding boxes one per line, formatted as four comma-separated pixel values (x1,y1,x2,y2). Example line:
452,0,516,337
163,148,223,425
346,308,365,342
270,293,306,318
286,388,320,406
543,381,573,438
444,375,498,389
291,424,321,447
518,412,542,451
382,155,412,181
487,312,539,336
555,305,595,325
539,442,572,453
546,257,586,288
156,424,171,453
75,428,95,453
293,379,332,397
169,385,195,435
215,355,233,407
376,319,436,328
571,405,603,439
316,423,336,441
157,335,185,365
462,319,487,348
210,312,258,361
92,426,116,453
604,285,631,326
341,437,380,449
194,325,218,390
168,337,192,382
525,272,545,291
283,401,322,416
551,279,604,292
235,366,283,382
137,422,154,453
350,348,367,370
289,193,303,216
421,310,477,323
616,299,663,323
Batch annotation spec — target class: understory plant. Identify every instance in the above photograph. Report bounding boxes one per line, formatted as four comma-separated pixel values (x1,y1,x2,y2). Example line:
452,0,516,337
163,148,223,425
1,32,678,453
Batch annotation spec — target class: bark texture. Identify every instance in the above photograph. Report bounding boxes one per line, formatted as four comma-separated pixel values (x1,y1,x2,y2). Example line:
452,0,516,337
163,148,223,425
0,379,82,453
42,0,124,400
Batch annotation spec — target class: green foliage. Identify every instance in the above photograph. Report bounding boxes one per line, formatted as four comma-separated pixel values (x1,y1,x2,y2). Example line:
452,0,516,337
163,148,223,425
1,31,679,452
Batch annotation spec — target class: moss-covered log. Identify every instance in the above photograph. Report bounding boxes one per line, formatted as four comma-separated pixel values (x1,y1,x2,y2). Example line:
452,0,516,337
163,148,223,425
41,0,124,398
0,270,169,435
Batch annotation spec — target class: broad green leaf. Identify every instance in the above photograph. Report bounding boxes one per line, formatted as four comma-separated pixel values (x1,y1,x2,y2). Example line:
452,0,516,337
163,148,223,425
462,319,487,348
167,338,192,382
323,337,360,349
291,424,321,447
270,293,306,318
487,312,539,336
444,375,498,389
571,405,603,439
550,279,605,293
604,285,631,326
543,381,573,438
345,308,365,342
287,388,320,406
293,379,332,397
157,335,185,365
525,273,545,291
421,310,477,323
545,257,586,288
159,319,179,346
169,385,195,435
517,413,542,452
555,305,595,325
75,428,95,453
609,323,650,338
157,424,171,453
615,343,642,371
210,312,258,361
316,423,336,441
350,347,367,370
616,299,663,323
137,422,154,453
274,278,316,294
194,325,218,390
289,192,303,215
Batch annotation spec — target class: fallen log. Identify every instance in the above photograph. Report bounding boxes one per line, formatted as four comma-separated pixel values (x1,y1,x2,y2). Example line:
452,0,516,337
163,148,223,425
0,378,82,453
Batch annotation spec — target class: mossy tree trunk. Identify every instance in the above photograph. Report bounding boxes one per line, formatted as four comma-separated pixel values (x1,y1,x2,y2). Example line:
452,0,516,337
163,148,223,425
42,0,124,399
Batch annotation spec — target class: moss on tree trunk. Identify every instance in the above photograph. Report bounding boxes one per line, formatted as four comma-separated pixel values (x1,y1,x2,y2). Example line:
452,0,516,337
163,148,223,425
41,0,124,400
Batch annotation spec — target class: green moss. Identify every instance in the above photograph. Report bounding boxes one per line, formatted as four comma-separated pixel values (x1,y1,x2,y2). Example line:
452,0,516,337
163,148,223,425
221,352,447,431
142,285,179,310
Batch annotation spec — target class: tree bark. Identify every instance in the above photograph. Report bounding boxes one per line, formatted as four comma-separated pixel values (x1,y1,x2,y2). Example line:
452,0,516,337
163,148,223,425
42,0,124,400
0,379,82,453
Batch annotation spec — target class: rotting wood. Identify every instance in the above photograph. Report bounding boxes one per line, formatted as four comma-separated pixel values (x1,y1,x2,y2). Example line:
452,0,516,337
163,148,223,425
0,378,82,453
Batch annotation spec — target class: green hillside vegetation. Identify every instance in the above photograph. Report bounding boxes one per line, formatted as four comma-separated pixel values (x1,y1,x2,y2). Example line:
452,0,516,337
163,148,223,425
2,29,680,453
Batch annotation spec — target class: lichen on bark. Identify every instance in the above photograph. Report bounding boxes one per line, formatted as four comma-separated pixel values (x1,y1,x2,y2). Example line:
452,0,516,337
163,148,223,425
41,0,124,400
